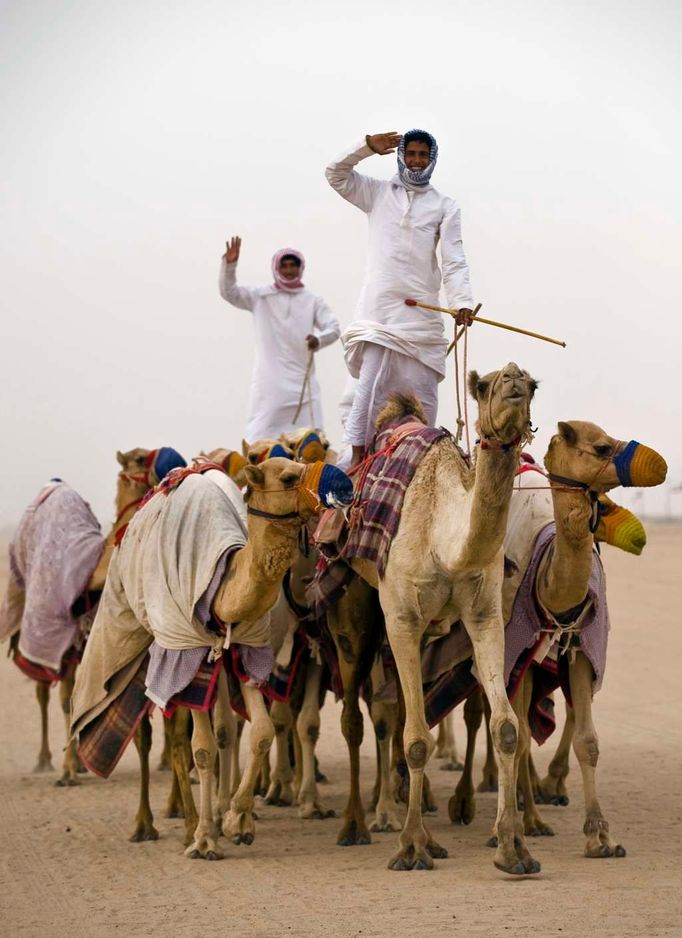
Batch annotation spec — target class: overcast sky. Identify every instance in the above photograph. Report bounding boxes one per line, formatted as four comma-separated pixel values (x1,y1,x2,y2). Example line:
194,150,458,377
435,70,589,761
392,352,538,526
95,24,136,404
1,0,681,529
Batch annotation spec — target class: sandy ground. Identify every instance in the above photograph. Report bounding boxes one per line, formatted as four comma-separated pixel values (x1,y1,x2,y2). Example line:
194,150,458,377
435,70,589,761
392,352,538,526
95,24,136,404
0,524,681,938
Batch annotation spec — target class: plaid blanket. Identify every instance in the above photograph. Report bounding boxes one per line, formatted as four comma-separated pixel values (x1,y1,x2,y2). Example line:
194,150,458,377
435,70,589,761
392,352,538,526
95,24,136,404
311,417,449,611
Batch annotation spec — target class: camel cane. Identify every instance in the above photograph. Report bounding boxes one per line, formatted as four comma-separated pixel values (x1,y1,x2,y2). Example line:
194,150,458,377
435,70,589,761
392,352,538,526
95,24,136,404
293,350,315,425
404,299,566,348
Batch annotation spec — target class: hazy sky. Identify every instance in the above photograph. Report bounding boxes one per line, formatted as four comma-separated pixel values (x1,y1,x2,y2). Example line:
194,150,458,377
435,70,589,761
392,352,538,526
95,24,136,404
1,0,681,528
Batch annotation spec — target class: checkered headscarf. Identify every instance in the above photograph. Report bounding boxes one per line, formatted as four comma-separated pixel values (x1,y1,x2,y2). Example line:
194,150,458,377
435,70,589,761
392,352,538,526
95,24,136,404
397,129,438,189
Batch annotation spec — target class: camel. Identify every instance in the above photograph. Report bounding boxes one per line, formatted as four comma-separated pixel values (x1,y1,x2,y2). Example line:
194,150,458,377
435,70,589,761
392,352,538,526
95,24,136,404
323,362,540,874
449,421,666,858
240,431,337,819
0,447,172,785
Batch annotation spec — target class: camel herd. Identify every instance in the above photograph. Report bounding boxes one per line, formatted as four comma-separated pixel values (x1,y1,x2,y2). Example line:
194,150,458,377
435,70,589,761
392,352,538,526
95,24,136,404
0,361,668,877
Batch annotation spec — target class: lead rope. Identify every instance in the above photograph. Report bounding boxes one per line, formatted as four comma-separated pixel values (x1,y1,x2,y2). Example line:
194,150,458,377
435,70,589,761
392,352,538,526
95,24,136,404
293,350,315,425
452,317,471,456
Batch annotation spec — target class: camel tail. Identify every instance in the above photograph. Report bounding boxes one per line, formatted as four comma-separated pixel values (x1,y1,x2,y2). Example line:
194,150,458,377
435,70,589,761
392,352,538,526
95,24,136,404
375,392,427,432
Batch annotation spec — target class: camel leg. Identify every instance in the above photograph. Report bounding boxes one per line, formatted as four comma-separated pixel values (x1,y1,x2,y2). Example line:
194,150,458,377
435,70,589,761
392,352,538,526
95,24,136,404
527,750,541,802
230,716,244,796
369,698,402,832
537,703,574,806
34,682,53,772
478,696,499,792
157,724,172,772
184,709,221,859
214,670,238,831
515,673,554,837
449,691,482,825
436,712,463,771
296,659,334,819
223,684,274,846
382,612,446,871
569,651,625,858
264,700,295,806
165,709,198,846
464,613,540,875
55,669,80,787
129,712,159,842
334,652,371,846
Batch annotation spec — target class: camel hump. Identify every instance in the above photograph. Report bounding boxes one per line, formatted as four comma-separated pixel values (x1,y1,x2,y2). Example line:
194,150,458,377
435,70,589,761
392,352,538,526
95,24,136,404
375,393,427,432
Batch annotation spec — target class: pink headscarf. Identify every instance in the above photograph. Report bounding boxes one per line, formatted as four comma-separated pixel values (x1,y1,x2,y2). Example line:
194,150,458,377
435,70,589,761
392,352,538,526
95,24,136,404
272,247,305,291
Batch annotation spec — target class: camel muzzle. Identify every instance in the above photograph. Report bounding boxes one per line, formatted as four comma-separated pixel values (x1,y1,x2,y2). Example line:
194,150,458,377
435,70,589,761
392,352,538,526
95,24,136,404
613,441,667,488
301,462,354,511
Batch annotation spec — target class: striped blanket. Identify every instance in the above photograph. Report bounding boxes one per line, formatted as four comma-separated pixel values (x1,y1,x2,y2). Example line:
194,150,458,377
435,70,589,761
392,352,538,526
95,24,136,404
311,417,449,611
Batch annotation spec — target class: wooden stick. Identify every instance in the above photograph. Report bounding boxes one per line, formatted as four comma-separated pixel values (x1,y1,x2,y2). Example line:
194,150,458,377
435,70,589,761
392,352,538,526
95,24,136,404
405,299,566,348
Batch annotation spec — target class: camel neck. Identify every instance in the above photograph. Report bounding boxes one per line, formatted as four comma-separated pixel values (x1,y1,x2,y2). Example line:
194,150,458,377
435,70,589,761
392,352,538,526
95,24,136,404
212,514,301,624
537,488,594,614
460,445,518,567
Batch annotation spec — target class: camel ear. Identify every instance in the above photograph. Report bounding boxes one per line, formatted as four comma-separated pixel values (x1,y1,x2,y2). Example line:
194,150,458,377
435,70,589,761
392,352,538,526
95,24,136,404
557,421,578,445
116,450,126,467
279,466,302,487
468,370,487,400
243,464,265,488
241,438,251,458
528,377,539,397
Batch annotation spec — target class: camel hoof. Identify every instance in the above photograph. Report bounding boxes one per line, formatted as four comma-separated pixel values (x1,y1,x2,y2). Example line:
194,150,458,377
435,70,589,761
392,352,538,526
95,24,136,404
33,760,54,773
448,792,475,826
129,826,159,843
190,850,202,859
615,845,626,857
164,806,185,819
55,776,80,788
369,812,402,833
527,823,555,837
301,806,336,820
427,840,448,859
487,835,498,848
440,761,464,772
337,820,371,846
206,851,220,861
494,858,540,876
388,848,435,872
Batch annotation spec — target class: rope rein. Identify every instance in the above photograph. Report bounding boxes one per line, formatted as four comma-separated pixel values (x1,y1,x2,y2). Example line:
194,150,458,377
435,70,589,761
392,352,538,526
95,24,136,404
292,350,315,425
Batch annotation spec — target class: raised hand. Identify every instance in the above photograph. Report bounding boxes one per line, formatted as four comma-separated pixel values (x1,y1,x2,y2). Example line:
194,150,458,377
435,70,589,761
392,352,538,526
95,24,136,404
223,236,242,264
366,132,402,155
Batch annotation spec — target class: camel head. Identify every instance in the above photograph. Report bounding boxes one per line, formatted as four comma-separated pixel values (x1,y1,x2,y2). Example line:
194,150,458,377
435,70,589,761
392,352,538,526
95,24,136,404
243,457,353,522
242,437,296,465
544,421,667,494
116,447,187,489
280,428,330,464
196,448,248,487
468,362,538,447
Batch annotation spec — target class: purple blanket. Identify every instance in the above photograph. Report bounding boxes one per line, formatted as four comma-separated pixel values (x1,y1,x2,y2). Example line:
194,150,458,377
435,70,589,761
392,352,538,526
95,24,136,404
2,482,105,671
504,522,609,693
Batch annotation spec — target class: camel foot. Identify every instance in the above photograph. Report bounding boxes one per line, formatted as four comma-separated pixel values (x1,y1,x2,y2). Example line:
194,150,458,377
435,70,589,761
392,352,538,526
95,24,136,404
337,817,371,846
55,772,80,788
369,808,402,833
298,800,336,820
448,787,476,826
184,834,223,860
493,836,541,875
129,820,159,842
164,804,185,819
387,834,446,871
584,819,625,858
224,808,256,846
525,817,555,837
33,758,54,773
536,775,569,806
440,760,464,772
264,779,294,807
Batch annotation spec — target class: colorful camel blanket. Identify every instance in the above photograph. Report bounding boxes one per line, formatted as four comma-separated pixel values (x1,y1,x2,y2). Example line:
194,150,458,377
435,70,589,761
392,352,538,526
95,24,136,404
71,470,272,741
310,417,449,610
0,482,105,671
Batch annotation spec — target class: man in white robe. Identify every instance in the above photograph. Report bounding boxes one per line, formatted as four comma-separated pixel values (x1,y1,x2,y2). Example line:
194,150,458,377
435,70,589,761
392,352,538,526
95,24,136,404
219,238,340,442
326,129,475,464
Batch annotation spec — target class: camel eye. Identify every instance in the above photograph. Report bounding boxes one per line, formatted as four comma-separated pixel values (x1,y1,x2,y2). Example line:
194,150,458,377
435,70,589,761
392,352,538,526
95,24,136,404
136,456,146,466
594,444,612,458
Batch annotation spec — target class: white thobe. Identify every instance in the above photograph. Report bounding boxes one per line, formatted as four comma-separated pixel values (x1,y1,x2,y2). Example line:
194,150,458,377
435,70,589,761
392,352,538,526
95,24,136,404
219,260,340,442
326,140,474,443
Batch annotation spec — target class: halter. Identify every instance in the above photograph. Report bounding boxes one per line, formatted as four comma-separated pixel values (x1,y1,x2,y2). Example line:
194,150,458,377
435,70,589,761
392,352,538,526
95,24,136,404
476,368,535,453
245,462,327,527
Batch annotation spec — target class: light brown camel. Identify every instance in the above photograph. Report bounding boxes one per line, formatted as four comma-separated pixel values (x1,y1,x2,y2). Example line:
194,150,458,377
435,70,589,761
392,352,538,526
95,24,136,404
3,448,158,786
450,422,666,858
327,362,540,874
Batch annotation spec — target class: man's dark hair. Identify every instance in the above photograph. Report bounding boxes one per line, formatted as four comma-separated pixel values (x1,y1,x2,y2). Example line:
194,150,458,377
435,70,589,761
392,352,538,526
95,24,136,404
280,253,302,267
403,130,433,150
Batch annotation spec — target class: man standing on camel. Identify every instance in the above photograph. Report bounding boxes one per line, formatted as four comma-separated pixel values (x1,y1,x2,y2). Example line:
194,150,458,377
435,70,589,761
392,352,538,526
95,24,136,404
219,237,340,442
326,129,475,466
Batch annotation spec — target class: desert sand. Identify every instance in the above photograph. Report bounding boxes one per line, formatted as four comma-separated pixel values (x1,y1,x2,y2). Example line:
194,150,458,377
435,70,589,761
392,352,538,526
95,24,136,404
0,524,680,938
